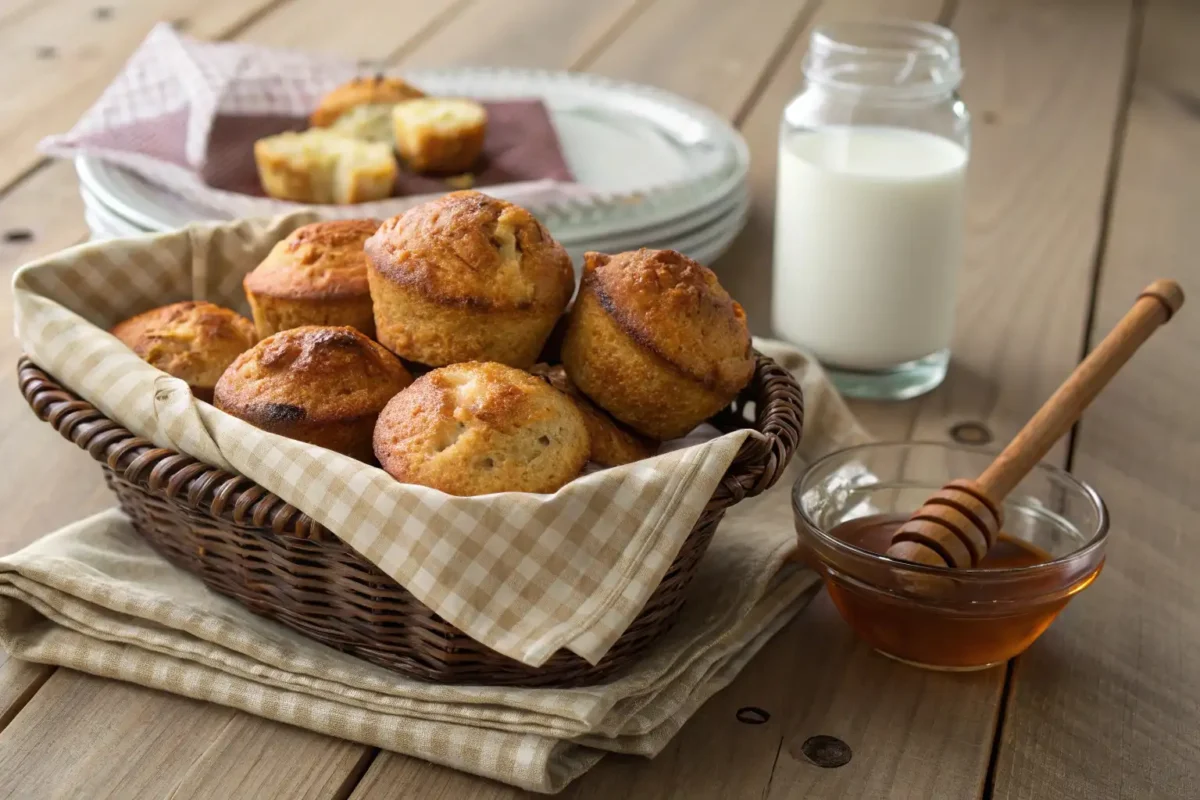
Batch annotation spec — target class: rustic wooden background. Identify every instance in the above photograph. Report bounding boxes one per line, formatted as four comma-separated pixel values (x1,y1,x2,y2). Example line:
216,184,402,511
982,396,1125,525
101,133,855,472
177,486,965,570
0,0,1196,797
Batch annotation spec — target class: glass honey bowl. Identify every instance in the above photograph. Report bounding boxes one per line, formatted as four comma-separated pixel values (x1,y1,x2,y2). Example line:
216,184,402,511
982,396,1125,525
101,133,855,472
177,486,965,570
793,442,1108,670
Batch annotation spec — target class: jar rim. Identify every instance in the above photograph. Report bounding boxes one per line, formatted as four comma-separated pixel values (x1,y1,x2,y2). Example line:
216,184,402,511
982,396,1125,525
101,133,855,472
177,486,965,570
805,20,964,99
792,440,1110,581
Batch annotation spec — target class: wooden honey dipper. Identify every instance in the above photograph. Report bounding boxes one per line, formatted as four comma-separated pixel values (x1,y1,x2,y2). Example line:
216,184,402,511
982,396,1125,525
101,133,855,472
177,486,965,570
887,279,1185,568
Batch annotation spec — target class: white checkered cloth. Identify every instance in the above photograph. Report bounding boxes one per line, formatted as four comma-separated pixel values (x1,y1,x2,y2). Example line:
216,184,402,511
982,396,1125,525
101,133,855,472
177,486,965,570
12,216,865,668
38,23,587,222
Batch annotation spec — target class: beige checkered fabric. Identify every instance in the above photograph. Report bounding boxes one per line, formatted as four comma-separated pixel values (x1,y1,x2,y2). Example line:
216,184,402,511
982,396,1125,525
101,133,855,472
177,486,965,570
38,23,586,222
0,434,836,792
12,216,780,667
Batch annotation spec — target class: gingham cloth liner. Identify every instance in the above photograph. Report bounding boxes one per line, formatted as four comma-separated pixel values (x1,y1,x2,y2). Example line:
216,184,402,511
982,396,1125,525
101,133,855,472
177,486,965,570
37,24,601,223
0,346,866,792
13,214,775,667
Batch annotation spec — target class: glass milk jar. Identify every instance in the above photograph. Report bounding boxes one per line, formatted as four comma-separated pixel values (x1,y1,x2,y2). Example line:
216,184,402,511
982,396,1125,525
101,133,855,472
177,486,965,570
772,21,970,400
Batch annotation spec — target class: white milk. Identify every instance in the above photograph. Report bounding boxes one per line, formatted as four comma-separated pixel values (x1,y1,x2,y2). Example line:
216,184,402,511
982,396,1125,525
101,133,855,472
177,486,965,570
772,126,967,371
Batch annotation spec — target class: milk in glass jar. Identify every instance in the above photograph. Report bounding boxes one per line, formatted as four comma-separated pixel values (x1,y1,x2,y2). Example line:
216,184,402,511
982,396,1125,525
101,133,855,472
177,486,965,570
773,21,970,399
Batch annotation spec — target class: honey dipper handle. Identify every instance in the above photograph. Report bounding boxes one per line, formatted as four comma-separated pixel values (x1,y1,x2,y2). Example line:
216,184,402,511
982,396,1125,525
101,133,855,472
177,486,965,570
977,279,1184,501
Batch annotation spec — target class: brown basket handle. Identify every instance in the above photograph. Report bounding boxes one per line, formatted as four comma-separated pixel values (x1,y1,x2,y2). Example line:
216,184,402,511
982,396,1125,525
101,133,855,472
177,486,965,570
706,351,805,512
19,351,803,532
17,358,328,539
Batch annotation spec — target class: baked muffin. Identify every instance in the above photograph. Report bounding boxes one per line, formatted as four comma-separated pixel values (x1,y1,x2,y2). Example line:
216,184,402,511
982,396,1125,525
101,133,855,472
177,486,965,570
244,219,380,339
530,363,656,468
391,98,487,173
214,326,412,461
310,76,425,128
374,362,589,496
561,249,754,440
329,103,395,144
364,191,574,369
254,130,396,204
110,301,257,403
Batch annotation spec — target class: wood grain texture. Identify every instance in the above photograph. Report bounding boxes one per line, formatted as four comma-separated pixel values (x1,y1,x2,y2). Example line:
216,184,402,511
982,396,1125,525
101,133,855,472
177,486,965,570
0,161,110,558
992,1,1200,797
237,0,468,61
0,658,52,732
169,714,375,800
351,753,531,800
0,671,240,799
582,0,815,119
0,0,286,192
906,0,1138,457
400,0,650,70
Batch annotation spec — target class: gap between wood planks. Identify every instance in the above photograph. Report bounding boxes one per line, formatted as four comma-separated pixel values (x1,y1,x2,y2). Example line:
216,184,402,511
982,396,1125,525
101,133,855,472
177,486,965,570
980,4,1146,798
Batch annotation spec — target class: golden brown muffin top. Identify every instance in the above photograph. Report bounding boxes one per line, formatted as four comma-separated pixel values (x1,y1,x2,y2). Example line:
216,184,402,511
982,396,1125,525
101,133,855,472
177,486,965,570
584,249,754,394
110,301,257,391
244,219,380,301
310,76,425,127
214,326,411,427
365,191,574,312
374,361,589,495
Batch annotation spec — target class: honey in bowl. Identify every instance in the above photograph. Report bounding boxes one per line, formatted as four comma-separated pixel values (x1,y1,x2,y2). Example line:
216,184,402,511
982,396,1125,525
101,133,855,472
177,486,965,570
825,514,1103,670
793,442,1109,671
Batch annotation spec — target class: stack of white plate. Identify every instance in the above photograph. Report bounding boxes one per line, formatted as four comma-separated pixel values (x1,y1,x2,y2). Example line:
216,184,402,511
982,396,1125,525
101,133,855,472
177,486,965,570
78,68,749,268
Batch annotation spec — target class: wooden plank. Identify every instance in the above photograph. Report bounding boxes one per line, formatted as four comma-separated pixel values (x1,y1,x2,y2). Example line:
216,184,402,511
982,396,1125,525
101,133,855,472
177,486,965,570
400,0,650,70
0,659,52,732
727,0,1134,797
906,0,1136,456
237,0,468,61
351,753,530,800
0,671,240,799
991,1,1200,797
581,0,814,120
170,715,376,800
0,161,109,559
0,0,286,192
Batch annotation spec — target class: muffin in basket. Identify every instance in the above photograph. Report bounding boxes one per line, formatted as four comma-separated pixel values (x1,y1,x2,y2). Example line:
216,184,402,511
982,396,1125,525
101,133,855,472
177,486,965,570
561,249,754,440
244,219,380,339
391,98,487,173
374,362,589,496
254,129,396,205
310,76,426,128
530,363,656,468
110,301,257,403
365,191,574,369
215,325,412,461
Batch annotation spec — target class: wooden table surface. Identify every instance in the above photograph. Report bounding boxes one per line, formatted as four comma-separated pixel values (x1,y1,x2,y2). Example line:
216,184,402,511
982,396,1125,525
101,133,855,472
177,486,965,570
1,0,1197,797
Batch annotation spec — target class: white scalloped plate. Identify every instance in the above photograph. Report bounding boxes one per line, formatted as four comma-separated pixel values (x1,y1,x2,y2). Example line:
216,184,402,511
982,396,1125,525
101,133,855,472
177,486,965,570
83,175,749,268
76,67,749,243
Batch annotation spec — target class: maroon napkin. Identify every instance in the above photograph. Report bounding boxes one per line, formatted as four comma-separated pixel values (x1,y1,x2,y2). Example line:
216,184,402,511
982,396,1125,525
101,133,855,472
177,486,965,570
39,24,588,221
204,100,574,197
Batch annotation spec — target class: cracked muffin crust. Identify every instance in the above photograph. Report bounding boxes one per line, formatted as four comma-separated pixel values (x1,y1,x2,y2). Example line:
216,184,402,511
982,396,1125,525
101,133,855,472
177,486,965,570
110,300,258,403
364,191,574,368
244,219,380,339
374,361,589,496
561,249,754,440
214,325,412,461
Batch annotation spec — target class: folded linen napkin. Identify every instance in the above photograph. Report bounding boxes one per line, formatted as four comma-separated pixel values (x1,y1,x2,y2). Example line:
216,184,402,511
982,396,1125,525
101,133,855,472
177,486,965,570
0,341,867,793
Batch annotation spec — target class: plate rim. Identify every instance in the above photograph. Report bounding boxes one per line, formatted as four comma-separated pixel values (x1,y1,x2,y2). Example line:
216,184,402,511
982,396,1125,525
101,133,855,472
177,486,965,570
75,66,750,237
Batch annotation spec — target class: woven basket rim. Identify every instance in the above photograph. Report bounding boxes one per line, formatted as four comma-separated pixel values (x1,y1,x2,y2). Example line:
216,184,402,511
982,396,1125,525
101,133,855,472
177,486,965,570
18,351,804,543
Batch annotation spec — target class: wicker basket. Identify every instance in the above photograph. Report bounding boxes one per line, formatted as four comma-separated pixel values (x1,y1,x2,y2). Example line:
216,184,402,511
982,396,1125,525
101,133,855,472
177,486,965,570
18,353,803,687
